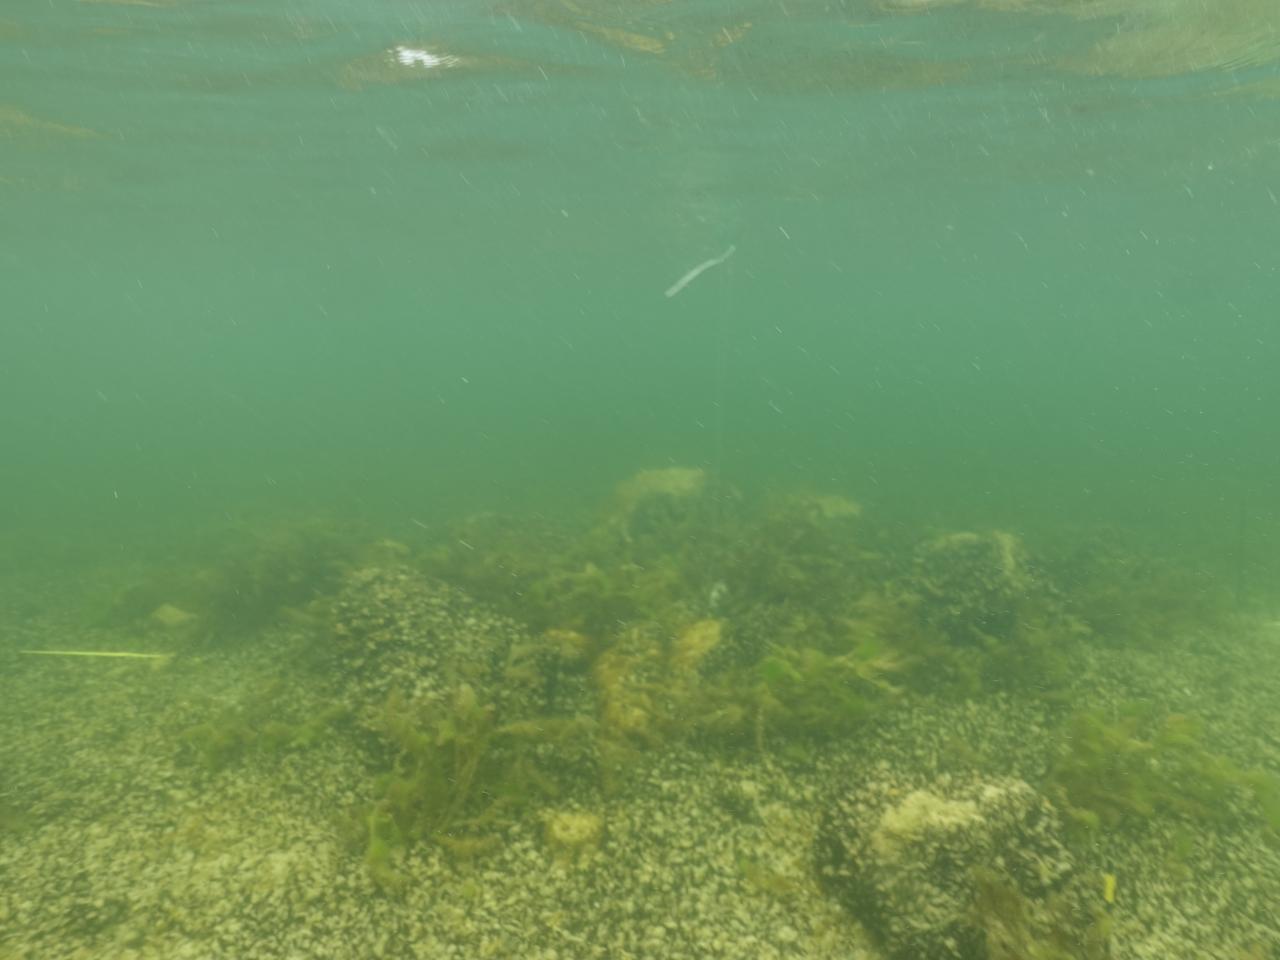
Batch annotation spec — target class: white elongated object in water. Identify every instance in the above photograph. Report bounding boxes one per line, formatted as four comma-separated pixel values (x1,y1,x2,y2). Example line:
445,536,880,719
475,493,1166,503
664,245,736,298
391,46,460,69
19,649,172,660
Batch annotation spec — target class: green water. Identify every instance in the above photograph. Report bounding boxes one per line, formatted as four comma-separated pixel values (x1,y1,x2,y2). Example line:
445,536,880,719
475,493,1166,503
5,0,1278,578
5,5,1280,956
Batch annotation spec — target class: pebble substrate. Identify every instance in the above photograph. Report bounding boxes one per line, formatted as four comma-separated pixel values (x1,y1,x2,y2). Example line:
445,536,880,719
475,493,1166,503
2,578,1279,960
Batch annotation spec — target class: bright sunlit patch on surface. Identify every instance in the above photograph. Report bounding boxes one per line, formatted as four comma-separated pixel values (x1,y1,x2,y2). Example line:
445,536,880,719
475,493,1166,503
390,46,461,70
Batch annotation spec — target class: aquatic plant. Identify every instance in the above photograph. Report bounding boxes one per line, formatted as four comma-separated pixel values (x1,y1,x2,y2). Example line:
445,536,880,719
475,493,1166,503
356,681,597,884
361,806,407,892
416,482,913,763
89,515,365,643
858,530,1095,699
755,637,904,741
592,628,666,748
186,517,362,639
420,509,699,641
1043,532,1239,648
971,867,1111,960
177,680,345,772
719,493,875,617
1046,706,1280,838
370,684,499,842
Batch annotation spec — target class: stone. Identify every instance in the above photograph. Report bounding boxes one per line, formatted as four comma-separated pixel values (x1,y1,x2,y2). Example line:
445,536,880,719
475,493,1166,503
818,775,1073,960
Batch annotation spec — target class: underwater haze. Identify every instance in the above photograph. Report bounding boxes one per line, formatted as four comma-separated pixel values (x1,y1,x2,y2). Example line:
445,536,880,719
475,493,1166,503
5,2,1280,959
4,0,1278,567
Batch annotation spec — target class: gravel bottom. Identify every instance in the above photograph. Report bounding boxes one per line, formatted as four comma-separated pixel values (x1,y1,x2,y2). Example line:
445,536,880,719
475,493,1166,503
0,615,870,960
3,586,1279,960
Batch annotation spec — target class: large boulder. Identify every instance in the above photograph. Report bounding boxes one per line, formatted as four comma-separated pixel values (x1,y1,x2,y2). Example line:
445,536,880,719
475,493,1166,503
913,531,1046,645
818,774,1073,960
325,565,545,728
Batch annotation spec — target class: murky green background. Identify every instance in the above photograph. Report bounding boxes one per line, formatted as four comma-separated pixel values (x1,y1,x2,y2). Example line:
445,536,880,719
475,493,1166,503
4,0,1278,586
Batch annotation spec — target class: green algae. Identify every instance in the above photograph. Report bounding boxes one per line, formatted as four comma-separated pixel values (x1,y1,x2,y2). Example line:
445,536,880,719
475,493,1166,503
1047,706,1280,839
178,680,346,772
148,475,1272,903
